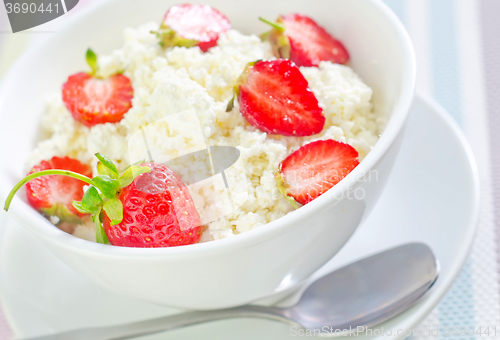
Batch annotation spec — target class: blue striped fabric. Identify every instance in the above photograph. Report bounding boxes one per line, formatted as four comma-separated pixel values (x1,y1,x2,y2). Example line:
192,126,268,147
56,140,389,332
382,0,475,339
438,261,475,340
427,1,475,339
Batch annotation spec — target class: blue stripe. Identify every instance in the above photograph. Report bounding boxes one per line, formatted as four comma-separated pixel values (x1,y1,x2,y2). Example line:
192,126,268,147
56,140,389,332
438,261,475,340
385,1,474,339
427,0,475,339
429,0,462,124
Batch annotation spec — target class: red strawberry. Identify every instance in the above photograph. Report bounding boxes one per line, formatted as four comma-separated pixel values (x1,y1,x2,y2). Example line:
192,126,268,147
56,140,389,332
103,163,202,248
4,153,202,248
276,140,359,206
25,157,92,223
156,4,231,52
62,49,133,127
261,14,349,67
226,59,325,136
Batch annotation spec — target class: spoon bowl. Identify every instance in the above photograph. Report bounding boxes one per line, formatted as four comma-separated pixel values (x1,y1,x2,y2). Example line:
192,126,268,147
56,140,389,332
281,243,438,334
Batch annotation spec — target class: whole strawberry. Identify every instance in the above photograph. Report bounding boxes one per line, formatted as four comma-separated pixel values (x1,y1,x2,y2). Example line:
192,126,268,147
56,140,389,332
25,156,92,223
276,140,359,207
226,59,325,136
260,14,349,67
103,162,202,247
62,49,134,127
5,154,202,248
153,4,231,52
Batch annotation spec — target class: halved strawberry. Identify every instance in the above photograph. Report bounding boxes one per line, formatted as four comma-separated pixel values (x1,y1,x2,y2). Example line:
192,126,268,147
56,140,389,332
155,4,231,52
260,14,349,67
25,157,92,223
226,59,325,136
62,49,134,127
276,140,359,207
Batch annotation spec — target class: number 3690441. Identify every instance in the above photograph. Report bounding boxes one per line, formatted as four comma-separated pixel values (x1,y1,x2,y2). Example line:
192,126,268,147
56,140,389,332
5,2,60,14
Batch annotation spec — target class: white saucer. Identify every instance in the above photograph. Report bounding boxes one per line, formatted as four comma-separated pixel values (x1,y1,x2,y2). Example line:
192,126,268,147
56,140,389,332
0,93,479,339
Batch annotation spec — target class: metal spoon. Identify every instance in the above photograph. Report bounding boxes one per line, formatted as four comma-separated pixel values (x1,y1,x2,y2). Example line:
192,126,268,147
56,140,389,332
28,243,438,340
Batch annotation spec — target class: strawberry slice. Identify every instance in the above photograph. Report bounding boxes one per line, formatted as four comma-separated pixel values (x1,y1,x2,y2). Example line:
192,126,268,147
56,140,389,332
276,140,359,207
26,157,92,223
157,4,231,52
261,14,349,67
226,59,325,136
62,49,133,127
63,73,133,127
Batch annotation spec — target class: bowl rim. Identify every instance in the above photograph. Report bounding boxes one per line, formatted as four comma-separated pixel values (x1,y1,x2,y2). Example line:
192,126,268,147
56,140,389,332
0,0,416,258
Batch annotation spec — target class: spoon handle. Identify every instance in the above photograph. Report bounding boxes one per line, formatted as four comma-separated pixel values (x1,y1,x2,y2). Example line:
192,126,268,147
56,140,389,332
27,305,290,340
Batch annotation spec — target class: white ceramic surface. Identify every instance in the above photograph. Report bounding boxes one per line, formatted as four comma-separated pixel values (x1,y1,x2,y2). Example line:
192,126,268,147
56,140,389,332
0,0,415,309
0,94,479,339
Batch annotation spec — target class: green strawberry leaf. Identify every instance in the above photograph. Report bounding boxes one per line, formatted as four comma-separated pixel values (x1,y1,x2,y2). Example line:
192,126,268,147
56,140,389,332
93,175,120,199
94,208,110,245
81,186,103,214
95,153,118,178
226,84,240,112
86,48,98,75
119,165,151,188
155,27,199,49
103,197,123,226
72,201,93,215
226,94,236,112
97,161,118,179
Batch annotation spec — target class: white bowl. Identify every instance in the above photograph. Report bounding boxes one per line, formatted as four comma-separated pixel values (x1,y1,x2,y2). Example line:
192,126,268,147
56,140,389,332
0,0,415,309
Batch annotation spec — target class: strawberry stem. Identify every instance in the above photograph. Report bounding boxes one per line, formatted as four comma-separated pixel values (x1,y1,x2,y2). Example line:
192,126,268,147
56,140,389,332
4,169,94,212
259,17,285,31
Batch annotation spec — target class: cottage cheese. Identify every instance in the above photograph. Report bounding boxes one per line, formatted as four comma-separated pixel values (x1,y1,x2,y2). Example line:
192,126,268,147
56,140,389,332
28,22,382,242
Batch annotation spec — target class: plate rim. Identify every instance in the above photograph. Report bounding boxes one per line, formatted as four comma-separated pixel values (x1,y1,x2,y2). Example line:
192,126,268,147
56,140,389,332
0,92,480,339
375,91,480,340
